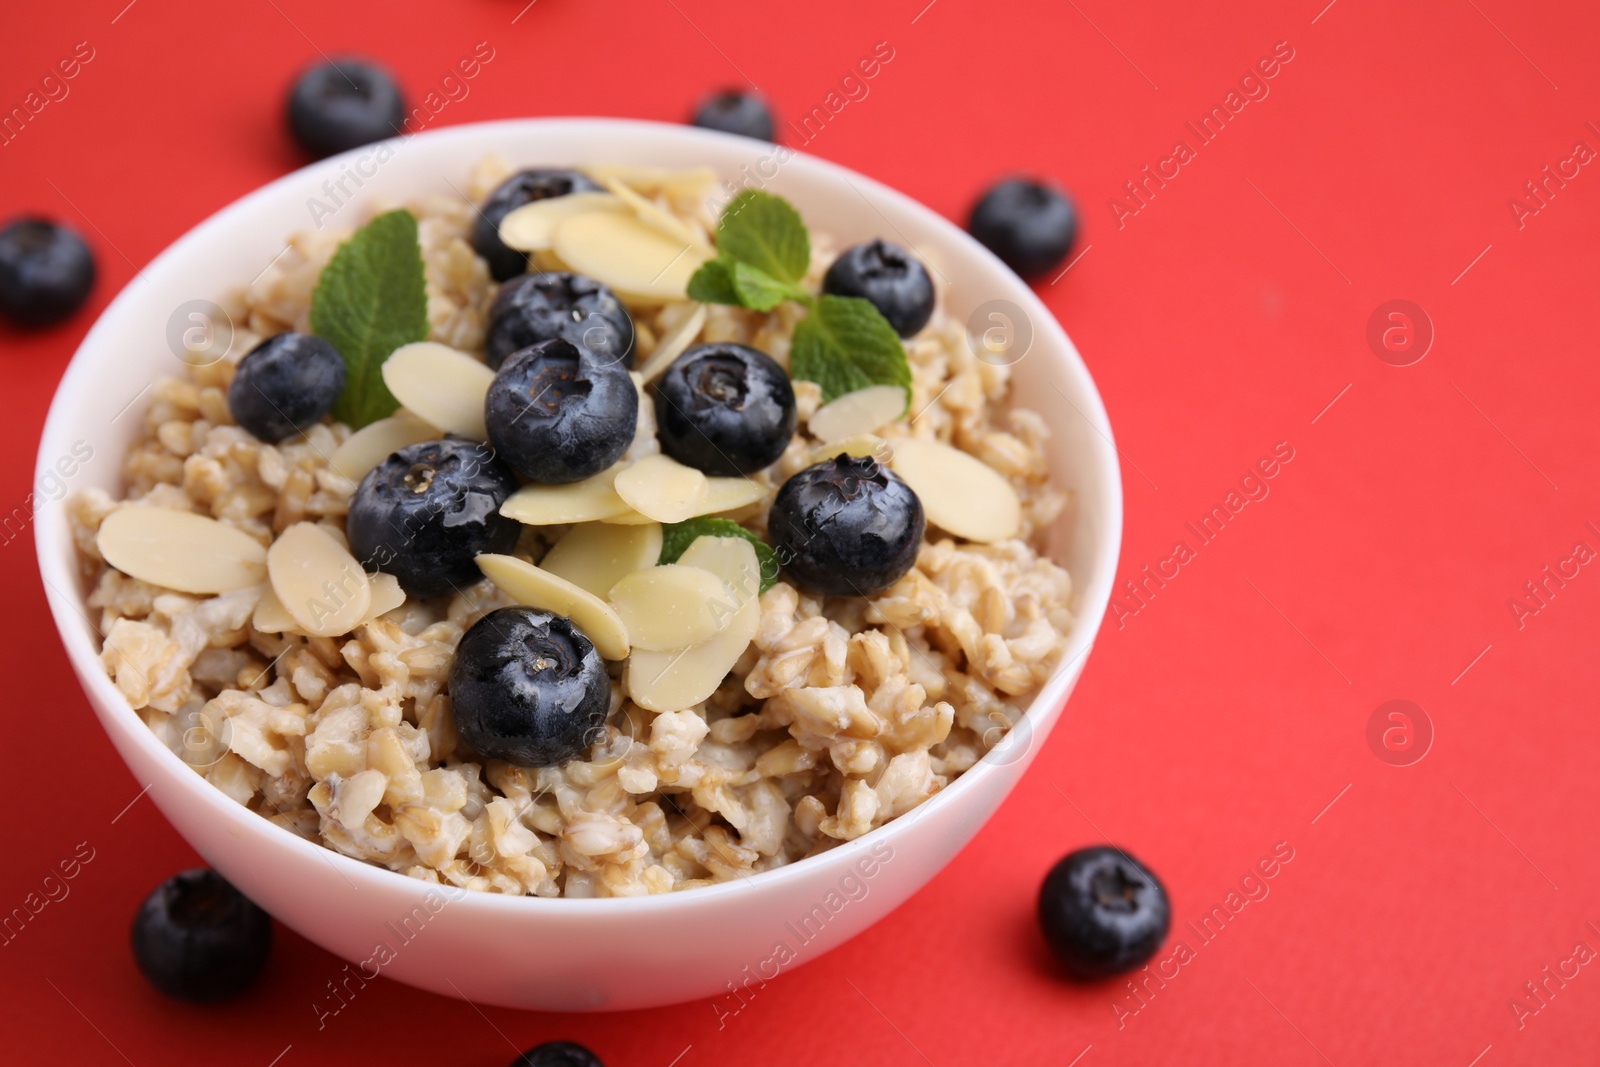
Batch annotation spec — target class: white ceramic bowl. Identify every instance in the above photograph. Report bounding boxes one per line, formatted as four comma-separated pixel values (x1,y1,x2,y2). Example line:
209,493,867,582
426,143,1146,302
34,118,1121,1012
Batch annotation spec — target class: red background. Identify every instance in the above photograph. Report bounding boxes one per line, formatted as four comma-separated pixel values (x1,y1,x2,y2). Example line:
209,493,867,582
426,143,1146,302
3,0,1598,1063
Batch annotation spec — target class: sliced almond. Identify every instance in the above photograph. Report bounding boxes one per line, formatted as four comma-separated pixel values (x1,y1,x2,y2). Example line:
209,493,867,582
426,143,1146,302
636,304,706,384
809,434,886,465
809,385,908,444
359,573,406,624
497,192,623,252
474,553,630,660
607,564,730,651
380,342,495,441
702,476,768,514
584,164,719,197
625,537,760,712
267,522,372,637
601,177,711,253
598,508,658,526
539,522,664,598
552,210,712,304
97,507,267,594
889,437,1021,544
252,584,299,634
614,454,709,523
501,464,632,525
329,410,440,482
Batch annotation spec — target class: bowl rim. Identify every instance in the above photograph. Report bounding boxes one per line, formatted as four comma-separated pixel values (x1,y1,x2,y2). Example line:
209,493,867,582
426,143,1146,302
33,116,1122,914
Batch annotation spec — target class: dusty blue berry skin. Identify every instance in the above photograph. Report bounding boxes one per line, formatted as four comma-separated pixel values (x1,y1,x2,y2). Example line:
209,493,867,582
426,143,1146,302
450,607,611,768
486,272,635,371
1037,846,1170,980
346,438,520,599
653,343,795,476
690,90,775,141
285,57,405,159
485,338,637,484
822,240,935,338
768,455,924,597
967,178,1078,280
0,218,95,327
130,868,273,1003
226,332,346,443
472,168,602,282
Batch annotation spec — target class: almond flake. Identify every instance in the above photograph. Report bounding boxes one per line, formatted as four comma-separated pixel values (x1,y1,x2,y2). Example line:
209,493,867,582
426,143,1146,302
552,210,712,304
701,476,768,515
497,192,623,252
636,304,706,384
252,584,299,634
500,464,632,525
380,342,495,440
329,410,440,482
583,164,718,197
96,506,267,594
889,437,1021,544
808,385,907,444
267,522,372,637
614,454,709,523
809,434,886,465
539,522,664,599
474,553,630,660
625,537,760,712
601,177,711,253
359,572,406,625
607,564,731,651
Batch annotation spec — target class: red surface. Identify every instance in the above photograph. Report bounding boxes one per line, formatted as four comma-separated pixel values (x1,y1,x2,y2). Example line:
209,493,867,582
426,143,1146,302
3,0,1598,1063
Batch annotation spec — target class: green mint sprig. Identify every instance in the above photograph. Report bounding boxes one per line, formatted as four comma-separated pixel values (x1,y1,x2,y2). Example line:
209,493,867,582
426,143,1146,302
659,517,779,592
687,191,911,412
310,209,430,429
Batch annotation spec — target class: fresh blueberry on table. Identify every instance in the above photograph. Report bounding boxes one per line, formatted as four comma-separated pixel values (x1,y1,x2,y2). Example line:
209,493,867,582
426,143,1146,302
450,607,612,768
0,217,95,327
822,240,936,338
767,454,925,597
690,89,776,141
510,1041,605,1067
130,868,272,1002
967,178,1078,280
473,168,603,282
346,438,521,599
285,57,406,160
653,343,796,476
1037,846,1170,979
225,332,346,443
485,338,638,484
486,272,635,371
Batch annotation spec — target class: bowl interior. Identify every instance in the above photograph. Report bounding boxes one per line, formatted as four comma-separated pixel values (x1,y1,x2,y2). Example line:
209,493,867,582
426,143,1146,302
33,118,1122,911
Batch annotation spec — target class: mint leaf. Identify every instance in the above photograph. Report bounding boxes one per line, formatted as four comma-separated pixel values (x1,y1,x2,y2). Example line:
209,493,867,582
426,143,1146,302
310,209,429,429
659,517,779,592
731,262,809,312
717,191,810,285
789,295,912,409
687,257,740,305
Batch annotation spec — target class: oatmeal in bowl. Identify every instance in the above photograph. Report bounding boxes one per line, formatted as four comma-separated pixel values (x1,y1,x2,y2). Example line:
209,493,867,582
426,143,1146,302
37,119,1119,1008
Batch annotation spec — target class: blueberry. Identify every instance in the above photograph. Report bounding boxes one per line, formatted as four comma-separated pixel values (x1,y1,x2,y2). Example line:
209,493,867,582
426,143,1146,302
450,607,611,768
768,455,924,597
690,89,775,141
346,438,521,599
510,1041,604,1067
225,332,346,442
485,338,637,484
486,272,635,371
967,178,1078,280
822,240,935,338
0,218,95,327
130,868,272,1003
653,343,795,476
285,57,405,160
473,169,602,282
1037,846,1170,980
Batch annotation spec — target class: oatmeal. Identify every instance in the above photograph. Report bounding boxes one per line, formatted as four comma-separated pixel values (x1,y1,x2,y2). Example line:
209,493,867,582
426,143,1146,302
68,156,1072,897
